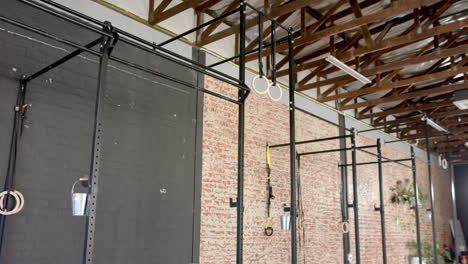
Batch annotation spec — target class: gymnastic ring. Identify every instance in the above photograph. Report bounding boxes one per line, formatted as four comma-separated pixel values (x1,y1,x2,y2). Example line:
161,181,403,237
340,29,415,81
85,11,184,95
0,191,24,215
264,227,274,236
268,82,283,102
341,221,350,234
251,75,270,94
1,191,24,215
442,158,448,169
0,191,22,215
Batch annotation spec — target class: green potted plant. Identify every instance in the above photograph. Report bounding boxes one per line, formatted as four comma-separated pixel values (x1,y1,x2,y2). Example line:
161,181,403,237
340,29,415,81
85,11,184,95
390,179,428,208
409,241,455,264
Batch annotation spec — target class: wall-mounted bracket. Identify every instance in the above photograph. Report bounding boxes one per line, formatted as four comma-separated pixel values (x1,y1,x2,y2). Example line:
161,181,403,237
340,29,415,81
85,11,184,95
229,198,237,208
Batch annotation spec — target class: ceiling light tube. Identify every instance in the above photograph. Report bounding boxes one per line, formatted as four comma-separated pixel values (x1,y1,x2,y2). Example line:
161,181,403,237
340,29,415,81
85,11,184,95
421,116,448,133
325,55,372,85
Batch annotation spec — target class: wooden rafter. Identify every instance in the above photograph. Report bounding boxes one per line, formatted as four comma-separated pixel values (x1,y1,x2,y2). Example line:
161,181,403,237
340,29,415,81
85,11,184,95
198,0,240,43
149,0,199,25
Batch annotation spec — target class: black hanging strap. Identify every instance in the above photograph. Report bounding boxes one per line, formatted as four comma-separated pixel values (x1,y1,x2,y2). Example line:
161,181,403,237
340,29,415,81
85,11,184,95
258,13,264,77
270,20,277,85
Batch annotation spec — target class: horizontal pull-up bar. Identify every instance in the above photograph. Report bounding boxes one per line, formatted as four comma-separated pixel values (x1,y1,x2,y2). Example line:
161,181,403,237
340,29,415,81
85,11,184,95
358,149,412,169
24,37,103,83
208,34,291,68
0,15,102,58
385,133,451,144
270,135,351,149
296,107,351,132
18,0,113,38
299,148,351,156
298,144,377,157
109,56,241,105
159,7,240,47
339,158,412,167
22,0,249,91
358,120,423,134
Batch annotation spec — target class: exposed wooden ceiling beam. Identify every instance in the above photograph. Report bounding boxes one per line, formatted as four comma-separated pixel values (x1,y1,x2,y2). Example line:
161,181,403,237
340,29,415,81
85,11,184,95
348,0,374,47
360,100,454,119
320,65,468,102
196,0,223,12
149,0,199,25
289,19,468,80
360,43,468,77
269,0,318,17
342,82,468,111
199,0,240,43
244,0,442,60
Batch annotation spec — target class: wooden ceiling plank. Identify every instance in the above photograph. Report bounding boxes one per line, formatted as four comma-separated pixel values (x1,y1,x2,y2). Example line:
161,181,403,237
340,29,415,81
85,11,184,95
150,0,199,25
269,0,318,17
196,0,223,12
360,43,468,76
199,0,240,42
361,100,454,120
342,82,468,111
348,0,374,47
245,0,441,57
321,65,468,102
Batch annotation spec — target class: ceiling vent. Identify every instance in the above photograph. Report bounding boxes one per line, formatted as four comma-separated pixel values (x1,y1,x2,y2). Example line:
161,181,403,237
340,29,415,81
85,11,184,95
453,89,468,110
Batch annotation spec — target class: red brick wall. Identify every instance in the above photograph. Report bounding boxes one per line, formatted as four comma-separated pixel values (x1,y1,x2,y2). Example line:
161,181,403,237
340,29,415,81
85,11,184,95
200,76,453,264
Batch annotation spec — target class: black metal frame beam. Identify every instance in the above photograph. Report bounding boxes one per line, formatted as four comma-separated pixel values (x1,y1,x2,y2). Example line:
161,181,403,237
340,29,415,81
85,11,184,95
0,79,28,256
375,139,387,264
423,120,439,264
350,129,361,264
411,146,423,264
339,158,412,167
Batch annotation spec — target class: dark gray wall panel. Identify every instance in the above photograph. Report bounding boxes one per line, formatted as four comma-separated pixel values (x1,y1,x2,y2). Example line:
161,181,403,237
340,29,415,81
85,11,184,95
0,25,97,264
0,1,202,263
92,49,198,264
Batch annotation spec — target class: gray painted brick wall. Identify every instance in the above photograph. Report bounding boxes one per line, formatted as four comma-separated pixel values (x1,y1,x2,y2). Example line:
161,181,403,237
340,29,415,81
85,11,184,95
0,1,201,263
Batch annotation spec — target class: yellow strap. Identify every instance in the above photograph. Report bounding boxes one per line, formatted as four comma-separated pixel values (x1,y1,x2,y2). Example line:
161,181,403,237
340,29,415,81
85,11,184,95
266,144,271,166
265,217,273,228
266,145,272,180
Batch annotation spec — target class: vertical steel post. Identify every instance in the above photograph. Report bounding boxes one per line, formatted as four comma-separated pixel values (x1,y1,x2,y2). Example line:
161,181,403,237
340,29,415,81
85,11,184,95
0,79,27,256
446,134,460,260
424,119,438,264
287,29,297,264
376,139,387,264
83,22,113,264
351,129,360,264
411,147,423,264
236,2,246,264
339,115,351,264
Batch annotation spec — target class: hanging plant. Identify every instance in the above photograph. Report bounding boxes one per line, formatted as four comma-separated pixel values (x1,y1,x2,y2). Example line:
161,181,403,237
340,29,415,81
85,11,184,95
390,179,412,204
390,179,428,208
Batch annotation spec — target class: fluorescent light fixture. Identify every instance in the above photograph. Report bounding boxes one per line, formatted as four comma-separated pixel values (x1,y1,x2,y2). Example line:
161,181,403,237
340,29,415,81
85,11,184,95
465,142,468,147
421,116,448,133
453,89,468,109
325,55,372,85
453,99,468,110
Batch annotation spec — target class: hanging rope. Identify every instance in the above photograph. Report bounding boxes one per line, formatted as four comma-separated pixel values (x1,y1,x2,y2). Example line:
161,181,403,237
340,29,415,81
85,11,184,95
264,144,274,236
